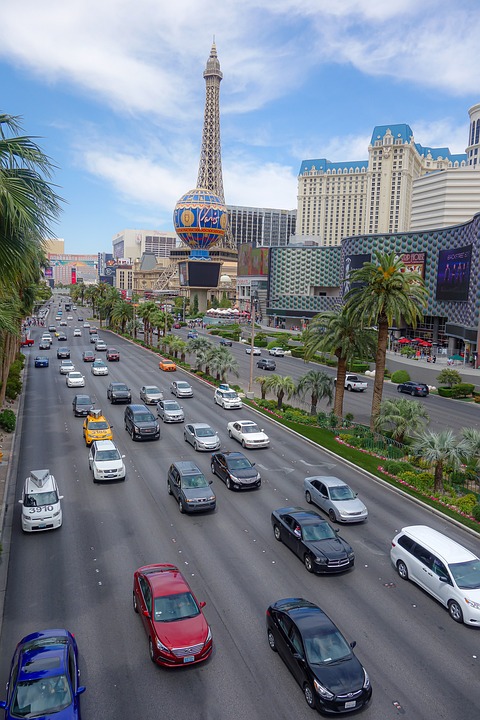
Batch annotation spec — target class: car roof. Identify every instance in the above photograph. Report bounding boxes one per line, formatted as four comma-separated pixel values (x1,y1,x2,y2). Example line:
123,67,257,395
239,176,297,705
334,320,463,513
237,420,256,426
18,632,70,682
171,460,202,474
139,564,190,597
190,422,212,429
397,525,478,563
111,382,128,388
276,507,324,524
92,440,116,450
129,403,150,411
74,394,91,401
272,598,334,633
306,475,348,488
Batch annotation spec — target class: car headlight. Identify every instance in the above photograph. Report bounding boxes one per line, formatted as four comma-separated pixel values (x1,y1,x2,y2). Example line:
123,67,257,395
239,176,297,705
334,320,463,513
156,636,169,652
229,474,239,482
134,425,141,432
256,473,261,481
315,555,327,564
347,551,355,559
207,496,216,501
363,669,371,689
205,627,212,644
465,597,480,610
313,678,334,700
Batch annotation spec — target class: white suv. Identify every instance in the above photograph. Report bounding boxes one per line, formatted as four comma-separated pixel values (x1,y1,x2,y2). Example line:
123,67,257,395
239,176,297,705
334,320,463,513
89,440,126,482
20,469,63,532
214,385,242,409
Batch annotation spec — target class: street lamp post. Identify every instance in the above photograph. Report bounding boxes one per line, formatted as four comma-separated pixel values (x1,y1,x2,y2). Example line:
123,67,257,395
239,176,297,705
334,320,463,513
248,297,258,394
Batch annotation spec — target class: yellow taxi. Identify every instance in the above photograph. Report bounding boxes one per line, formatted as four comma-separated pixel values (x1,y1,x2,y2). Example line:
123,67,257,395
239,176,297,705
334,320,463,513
159,359,177,371
82,408,113,446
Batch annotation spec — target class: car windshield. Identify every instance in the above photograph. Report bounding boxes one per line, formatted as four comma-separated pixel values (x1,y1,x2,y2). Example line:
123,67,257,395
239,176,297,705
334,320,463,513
113,385,128,391
227,457,252,470
12,675,72,717
329,485,356,501
303,630,352,665
76,397,91,405
196,427,214,437
164,402,180,411
154,592,199,622
302,523,336,542
69,373,82,379
181,474,208,489
449,559,480,589
222,392,238,399
96,449,120,461
88,421,109,430
134,413,153,422
93,362,105,367
145,387,160,394
24,491,59,507
241,424,259,434
177,382,190,389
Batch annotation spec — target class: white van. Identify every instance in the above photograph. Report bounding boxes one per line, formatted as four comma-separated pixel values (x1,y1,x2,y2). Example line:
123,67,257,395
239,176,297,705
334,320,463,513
390,525,480,625
19,469,63,532
214,385,242,409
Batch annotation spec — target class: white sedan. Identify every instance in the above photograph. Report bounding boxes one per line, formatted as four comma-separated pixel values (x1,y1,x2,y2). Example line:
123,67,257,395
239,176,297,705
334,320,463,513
269,347,285,356
91,360,109,376
227,420,270,448
59,360,75,374
73,328,82,337
245,346,262,355
66,371,85,387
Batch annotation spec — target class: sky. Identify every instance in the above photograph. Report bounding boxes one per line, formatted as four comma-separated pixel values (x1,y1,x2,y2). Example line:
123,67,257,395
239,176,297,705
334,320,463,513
2,0,480,255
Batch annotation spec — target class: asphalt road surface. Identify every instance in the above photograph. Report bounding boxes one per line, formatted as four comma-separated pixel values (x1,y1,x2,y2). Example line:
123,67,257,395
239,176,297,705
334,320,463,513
0,324,479,720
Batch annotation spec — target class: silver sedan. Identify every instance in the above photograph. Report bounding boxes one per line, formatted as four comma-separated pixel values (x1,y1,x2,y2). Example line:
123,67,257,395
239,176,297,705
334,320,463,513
304,475,368,523
157,399,184,423
184,423,221,451
140,385,164,404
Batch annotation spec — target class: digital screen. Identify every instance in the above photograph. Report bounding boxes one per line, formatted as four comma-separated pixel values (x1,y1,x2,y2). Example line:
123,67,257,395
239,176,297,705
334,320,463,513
237,245,270,276
436,245,472,302
178,262,188,287
187,261,221,287
401,252,426,279
342,253,371,295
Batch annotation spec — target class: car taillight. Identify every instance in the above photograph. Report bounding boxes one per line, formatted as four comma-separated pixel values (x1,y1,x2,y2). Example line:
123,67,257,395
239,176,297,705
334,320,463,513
391,541,396,547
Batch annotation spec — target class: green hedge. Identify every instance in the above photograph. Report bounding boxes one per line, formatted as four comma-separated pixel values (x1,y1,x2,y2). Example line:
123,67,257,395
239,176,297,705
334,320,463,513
391,369,410,383
438,383,475,398
0,408,16,432
348,362,369,373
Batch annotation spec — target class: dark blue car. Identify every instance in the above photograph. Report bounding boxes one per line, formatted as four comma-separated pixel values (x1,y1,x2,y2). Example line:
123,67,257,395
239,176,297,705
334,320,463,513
0,629,86,719
34,356,49,368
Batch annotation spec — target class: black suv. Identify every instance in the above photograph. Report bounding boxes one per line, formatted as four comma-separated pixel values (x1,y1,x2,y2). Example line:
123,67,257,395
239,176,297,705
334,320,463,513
72,394,95,417
210,451,261,491
124,404,160,441
397,381,429,397
57,347,71,359
107,382,132,404
257,358,276,371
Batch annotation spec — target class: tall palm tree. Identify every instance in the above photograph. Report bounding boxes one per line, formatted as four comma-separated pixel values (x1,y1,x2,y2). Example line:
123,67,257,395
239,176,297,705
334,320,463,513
254,376,268,400
345,251,428,428
168,335,186,359
303,308,377,419
460,428,480,474
187,338,213,371
263,374,296,410
374,398,430,443
297,369,333,415
137,301,157,345
411,430,467,494
209,348,239,382
110,299,133,333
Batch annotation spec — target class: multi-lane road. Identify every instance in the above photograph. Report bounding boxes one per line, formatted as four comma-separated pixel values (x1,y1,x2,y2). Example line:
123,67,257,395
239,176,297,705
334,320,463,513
0,322,479,720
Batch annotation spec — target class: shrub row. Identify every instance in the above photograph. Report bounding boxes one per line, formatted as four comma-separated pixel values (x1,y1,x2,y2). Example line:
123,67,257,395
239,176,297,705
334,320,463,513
6,354,25,400
0,408,16,432
390,369,410,383
437,383,475,398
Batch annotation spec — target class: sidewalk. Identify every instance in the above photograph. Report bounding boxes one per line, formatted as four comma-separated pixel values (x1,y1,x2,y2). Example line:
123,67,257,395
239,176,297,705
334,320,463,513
385,350,480,389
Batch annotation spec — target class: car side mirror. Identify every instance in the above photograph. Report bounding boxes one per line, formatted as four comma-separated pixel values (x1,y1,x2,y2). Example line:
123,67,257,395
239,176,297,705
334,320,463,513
121,455,126,459
0,701,6,709
142,610,150,618
350,641,357,649
293,652,305,662
199,601,206,608
209,479,213,484
18,499,23,505
334,528,339,533
439,575,448,583
77,686,86,695
59,495,64,500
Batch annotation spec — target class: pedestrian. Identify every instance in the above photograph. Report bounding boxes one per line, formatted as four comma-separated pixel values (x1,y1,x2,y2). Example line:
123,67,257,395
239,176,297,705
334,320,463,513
432,355,436,364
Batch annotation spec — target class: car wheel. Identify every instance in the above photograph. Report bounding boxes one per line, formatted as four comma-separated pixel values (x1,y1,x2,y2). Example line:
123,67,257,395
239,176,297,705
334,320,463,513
210,462,216,475
130,427,136,441
347,385,352,391
328,508,337,522
397,385,402,392
267,629,277,652
149,637,156,663
193,442,198,451
304,684,315,709
228,429,233,437
241,439,246,448
167,482,172,495
184,432,188,442
133,592,138,613
304,555,314,573
448,600,463,623
273,525,281,542
305,490,312,504
226,476,232,490
397,560,408,580
178,498,185,513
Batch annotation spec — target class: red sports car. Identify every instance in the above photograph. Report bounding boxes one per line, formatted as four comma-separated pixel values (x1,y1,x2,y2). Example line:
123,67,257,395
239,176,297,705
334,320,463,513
133,564,212,667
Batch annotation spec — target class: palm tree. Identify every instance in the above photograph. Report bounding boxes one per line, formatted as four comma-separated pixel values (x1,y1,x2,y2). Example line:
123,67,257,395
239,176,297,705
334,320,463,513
263,374,296,410
110,300,132,334
460,428,480,475
168,335,186,359
303,308,377,419
345,251,428,428
137,301,157,345
209,348,239,382
255,376,268,400
436,368,462,388
297,370,333,415
374,398,430,443
187,338,213,371
411,430,467,493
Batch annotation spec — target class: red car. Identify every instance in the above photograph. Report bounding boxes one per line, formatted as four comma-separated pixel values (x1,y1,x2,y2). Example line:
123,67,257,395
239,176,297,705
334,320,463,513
20,338,34,347
106,348,120,361
133,564,212,667
82,350,96,362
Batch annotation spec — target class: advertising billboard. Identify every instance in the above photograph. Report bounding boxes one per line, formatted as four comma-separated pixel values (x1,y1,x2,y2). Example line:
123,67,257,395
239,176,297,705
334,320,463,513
71,267,77,284
187,261,221,287
342,253,371,295
435,245,472,302
238,244,269,276
400,252,426,279
178,262,188,287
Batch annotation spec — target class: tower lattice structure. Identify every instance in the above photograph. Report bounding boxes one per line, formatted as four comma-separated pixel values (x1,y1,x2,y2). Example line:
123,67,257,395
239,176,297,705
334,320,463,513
197,42,235,249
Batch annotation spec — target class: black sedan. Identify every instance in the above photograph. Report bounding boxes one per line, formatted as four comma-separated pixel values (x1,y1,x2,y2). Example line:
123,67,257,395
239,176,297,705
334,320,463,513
396,380,429,396
72,394,95,417
211,451,261,490
219,337,233,346
266,598,372,714
38,340,51,350
57,347,71,359
271,507,354,573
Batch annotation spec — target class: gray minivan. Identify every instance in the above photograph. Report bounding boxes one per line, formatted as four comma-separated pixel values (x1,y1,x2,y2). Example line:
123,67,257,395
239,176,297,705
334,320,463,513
167,461,216,514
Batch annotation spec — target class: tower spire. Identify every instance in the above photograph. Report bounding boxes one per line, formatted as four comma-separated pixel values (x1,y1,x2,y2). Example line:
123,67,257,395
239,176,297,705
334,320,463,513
196,43,235,248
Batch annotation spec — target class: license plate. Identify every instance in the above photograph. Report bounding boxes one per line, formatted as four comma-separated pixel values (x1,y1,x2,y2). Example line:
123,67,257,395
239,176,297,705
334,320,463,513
345,701,356,709
183,655,195,663
37,524,46,529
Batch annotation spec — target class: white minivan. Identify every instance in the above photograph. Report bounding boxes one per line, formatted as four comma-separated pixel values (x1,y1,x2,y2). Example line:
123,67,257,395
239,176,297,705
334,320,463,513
214,384,242,409
19,469,63,532
390,525,480,625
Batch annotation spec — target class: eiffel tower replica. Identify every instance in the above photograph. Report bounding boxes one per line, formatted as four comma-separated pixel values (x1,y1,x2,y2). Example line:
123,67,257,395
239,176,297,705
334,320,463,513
196,41,236,251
